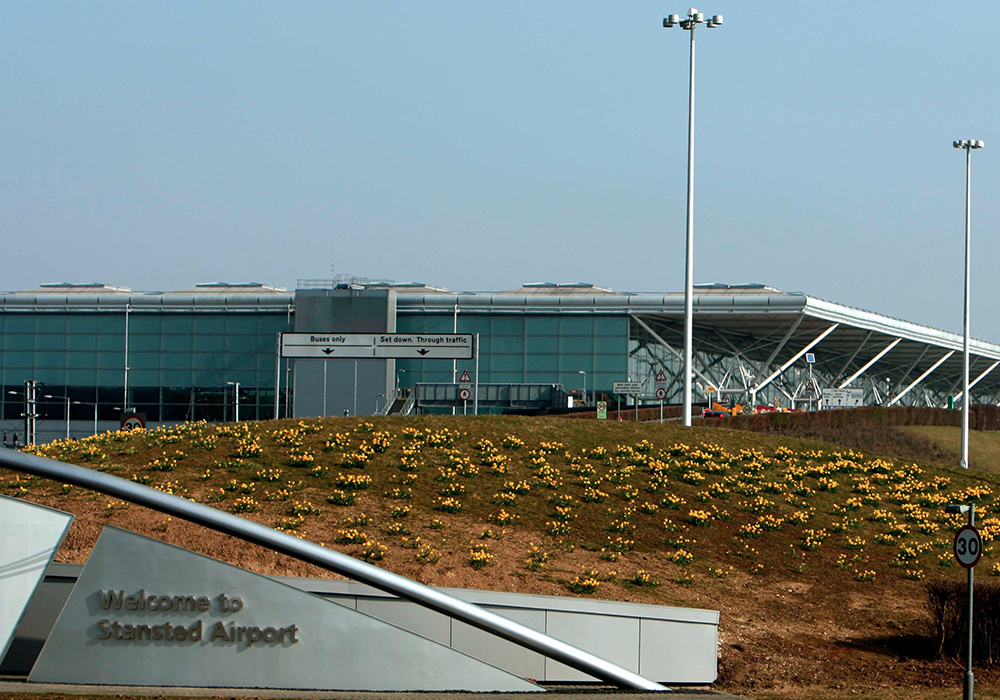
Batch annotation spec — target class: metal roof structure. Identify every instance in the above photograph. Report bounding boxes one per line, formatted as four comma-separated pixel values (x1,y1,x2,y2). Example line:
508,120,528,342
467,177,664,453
0,279,995,408
397,283,1000,408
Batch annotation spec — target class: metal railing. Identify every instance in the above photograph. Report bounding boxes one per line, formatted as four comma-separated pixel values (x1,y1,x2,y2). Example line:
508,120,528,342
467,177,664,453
0,448,666,691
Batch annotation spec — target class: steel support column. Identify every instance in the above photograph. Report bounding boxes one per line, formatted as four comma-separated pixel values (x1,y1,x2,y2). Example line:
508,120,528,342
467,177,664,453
889,351,955,406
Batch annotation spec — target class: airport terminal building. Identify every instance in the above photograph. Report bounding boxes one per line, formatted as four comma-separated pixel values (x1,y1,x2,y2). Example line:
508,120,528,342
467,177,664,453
3,276,1000,442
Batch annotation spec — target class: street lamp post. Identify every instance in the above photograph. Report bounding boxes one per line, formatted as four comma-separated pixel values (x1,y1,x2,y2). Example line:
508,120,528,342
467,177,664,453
72,400,99,436
43,394,71,439
664,8,723,427
954,139,984,470
578,370,588,407
226,381,241,423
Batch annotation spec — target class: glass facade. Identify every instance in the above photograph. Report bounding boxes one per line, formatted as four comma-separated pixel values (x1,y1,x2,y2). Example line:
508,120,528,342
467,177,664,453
395,313,628,395
0,310,290,425
0,287,633,434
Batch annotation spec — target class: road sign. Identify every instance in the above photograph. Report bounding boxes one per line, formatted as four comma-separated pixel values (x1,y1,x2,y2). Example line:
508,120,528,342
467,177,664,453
613,381,641,396
655,387,667,400
706,386,715,394
459,370,472,384
821,387,864,408
954,525,983,568
280,333,474,359
120,413,145,431
458,388,472,401
597,401,607,420
654,369,668,383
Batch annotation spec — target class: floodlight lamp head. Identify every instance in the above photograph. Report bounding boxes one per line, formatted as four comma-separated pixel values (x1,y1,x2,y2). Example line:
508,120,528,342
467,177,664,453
945,504,970,514
975,140,985,149
693,12,704,22
712,14,723,25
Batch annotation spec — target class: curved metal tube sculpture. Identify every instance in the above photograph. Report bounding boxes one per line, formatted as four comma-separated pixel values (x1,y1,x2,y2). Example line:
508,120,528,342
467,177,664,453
0,448,668,692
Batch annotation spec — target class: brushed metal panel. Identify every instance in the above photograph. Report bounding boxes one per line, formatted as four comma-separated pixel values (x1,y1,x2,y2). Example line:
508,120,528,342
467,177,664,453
452,606,546,680
357,597,451,645
544,612,639,681
639,619,718,684
29,527,540,692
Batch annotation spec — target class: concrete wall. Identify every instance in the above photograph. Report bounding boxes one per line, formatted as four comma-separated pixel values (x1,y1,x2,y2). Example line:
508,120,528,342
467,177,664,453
4,564,718,684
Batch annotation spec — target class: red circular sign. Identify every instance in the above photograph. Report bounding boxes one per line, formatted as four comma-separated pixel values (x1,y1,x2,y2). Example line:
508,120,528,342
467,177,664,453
655,387,667,400
120,413,146,431
458,388,472,401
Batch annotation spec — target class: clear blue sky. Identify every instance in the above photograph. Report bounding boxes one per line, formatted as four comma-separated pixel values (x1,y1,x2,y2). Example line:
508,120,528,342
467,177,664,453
4,2,999,339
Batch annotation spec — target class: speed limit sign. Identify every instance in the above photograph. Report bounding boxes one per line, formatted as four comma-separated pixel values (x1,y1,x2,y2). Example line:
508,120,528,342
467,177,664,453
954,525,983,568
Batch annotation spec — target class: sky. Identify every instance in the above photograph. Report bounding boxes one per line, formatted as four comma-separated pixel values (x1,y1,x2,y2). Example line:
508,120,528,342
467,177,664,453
3,2,1000,340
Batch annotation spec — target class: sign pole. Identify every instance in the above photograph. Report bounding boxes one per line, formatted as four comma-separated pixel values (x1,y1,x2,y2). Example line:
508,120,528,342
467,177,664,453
950,502,981,700
660,399,663,423
473,334,480,416
274,333,282,420
322,362,328,417
966,503,976,700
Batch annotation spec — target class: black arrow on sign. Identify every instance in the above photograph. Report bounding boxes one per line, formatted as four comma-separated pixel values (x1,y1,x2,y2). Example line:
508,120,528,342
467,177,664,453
417,349,430,355
322,348,334,355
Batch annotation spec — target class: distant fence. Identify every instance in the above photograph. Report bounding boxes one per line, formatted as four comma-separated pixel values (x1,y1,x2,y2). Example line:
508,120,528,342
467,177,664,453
560,404,684,422
720,405,1000,433
561,404,1000,430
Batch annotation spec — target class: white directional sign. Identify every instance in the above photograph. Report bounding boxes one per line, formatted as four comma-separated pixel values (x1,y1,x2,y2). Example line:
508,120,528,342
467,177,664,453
281,333,475,360
613,381,642,396
821,387,864,408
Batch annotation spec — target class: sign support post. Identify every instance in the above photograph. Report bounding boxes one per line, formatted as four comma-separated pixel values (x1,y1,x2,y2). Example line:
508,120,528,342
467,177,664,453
655,370,668,423
274,333,281,420
322,362,328,417
949,502,981,700
473,334,480,416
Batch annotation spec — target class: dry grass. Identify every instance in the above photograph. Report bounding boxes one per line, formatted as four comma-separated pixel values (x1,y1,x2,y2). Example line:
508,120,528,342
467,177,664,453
900,425,1000,474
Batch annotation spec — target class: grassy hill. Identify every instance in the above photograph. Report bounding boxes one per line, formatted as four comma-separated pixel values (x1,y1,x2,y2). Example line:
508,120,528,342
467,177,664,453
9,413,1000,698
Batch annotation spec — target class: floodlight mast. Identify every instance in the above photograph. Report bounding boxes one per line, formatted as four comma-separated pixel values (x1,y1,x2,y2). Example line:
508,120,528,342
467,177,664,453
663,9,723,427
953,139,984,470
